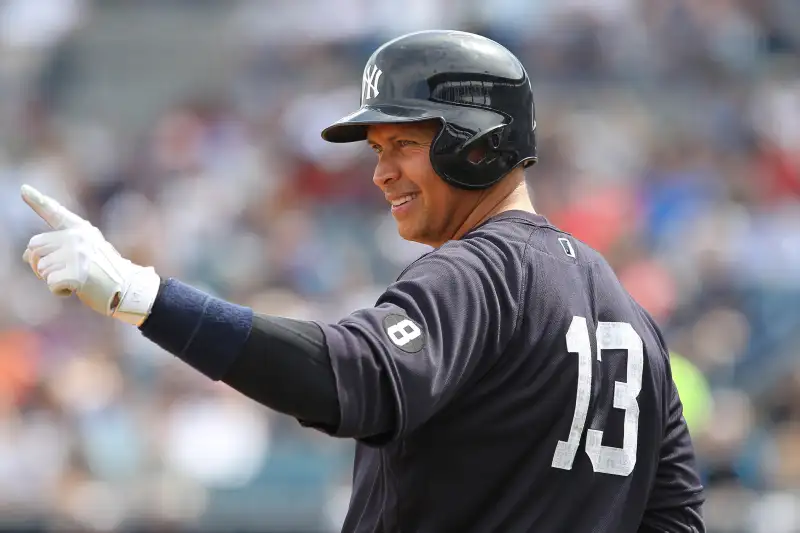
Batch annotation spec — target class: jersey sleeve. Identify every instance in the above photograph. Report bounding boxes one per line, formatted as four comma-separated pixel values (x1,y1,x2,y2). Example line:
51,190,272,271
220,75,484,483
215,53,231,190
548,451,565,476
313,239,521,444
640,376,706,532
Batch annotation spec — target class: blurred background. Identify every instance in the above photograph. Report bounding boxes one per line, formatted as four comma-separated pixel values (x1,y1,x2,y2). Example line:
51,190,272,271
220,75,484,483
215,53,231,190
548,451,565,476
0,0,799,531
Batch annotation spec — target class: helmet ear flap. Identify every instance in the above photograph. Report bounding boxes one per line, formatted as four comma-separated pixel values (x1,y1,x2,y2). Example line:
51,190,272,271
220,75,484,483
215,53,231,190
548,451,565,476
465,131,504,166
429,123,516,190
461,124,505,164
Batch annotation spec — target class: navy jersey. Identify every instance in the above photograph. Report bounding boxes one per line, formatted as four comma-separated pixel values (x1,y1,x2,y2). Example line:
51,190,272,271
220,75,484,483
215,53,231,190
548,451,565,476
314,210,705,533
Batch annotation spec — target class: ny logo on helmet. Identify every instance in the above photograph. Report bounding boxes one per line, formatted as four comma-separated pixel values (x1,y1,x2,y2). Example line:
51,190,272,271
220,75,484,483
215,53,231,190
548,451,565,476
362,65,382,101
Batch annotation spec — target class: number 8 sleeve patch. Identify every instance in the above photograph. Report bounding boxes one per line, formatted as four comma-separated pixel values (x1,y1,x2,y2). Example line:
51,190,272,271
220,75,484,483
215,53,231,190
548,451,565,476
383,314,426,353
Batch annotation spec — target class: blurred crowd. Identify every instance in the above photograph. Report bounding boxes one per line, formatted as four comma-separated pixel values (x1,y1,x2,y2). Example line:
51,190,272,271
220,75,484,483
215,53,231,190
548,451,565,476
0,0,799,531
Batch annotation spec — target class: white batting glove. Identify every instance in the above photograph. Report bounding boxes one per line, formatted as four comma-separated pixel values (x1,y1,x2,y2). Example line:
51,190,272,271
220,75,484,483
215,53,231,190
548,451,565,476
21,184,161,326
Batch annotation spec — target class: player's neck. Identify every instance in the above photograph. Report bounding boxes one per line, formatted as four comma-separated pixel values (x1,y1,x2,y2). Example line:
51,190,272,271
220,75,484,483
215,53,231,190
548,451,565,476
450,174,535,243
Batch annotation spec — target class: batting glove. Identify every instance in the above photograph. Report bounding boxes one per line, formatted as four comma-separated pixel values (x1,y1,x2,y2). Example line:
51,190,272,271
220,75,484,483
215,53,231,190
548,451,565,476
21,184,161,326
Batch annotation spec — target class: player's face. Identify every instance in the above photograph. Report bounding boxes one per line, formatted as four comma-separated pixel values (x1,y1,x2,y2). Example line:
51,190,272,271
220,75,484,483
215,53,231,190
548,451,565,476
368,122,477,247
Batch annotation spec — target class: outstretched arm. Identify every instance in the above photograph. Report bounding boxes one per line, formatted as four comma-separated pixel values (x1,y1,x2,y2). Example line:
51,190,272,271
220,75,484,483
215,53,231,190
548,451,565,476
21,184,510,444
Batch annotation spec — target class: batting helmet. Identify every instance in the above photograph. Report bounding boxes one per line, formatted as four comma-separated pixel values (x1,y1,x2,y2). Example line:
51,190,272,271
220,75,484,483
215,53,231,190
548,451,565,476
321,30,537,190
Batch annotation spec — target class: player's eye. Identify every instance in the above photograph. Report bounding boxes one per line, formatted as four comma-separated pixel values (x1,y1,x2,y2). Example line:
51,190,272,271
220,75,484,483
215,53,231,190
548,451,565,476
369,144,383,154
397,140,417,147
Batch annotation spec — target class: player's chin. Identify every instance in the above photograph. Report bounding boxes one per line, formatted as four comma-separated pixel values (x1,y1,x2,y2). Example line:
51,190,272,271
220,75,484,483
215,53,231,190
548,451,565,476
394,220,417,241
394,217,426,243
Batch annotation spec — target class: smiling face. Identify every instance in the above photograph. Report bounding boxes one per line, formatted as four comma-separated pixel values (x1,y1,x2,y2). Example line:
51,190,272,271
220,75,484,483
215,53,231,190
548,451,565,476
368,121,482,247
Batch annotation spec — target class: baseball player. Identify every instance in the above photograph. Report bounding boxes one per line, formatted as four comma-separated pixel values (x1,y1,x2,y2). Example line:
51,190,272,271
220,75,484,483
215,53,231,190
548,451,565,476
21,30,705,532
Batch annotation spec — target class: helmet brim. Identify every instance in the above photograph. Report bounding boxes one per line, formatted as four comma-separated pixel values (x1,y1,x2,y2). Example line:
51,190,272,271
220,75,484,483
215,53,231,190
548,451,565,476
321,105,443,143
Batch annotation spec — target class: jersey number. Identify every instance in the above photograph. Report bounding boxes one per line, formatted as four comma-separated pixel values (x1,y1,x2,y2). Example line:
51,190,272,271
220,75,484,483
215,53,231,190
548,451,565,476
551,316,644,477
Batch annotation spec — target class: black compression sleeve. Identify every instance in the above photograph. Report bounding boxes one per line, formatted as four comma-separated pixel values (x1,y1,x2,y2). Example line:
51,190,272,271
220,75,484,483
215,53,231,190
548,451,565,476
221,314,341,430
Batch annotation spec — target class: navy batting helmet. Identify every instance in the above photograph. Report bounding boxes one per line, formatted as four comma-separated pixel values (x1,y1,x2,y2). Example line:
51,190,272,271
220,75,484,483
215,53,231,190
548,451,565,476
321,30,537,190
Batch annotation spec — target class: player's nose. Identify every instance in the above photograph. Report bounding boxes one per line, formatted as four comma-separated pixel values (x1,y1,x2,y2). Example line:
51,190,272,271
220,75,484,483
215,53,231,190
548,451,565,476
372,157,401,188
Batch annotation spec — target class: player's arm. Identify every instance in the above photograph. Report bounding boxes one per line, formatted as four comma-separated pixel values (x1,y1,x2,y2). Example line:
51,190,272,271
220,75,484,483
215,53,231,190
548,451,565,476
639,377,706,533
20,185,517,441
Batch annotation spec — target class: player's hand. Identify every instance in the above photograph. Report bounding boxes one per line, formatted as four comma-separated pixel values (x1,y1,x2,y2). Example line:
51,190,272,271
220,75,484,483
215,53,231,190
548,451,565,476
21,184,161,326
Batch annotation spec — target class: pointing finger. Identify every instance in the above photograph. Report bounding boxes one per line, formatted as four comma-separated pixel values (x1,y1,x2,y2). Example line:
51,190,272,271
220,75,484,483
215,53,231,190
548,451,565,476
21,184,86,230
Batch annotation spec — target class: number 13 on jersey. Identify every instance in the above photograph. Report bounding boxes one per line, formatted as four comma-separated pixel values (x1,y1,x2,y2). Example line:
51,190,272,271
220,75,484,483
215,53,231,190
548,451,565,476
552,316,644,477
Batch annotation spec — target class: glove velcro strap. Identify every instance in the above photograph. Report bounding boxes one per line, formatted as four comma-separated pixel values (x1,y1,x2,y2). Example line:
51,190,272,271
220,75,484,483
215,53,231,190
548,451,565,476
112,267,161,326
